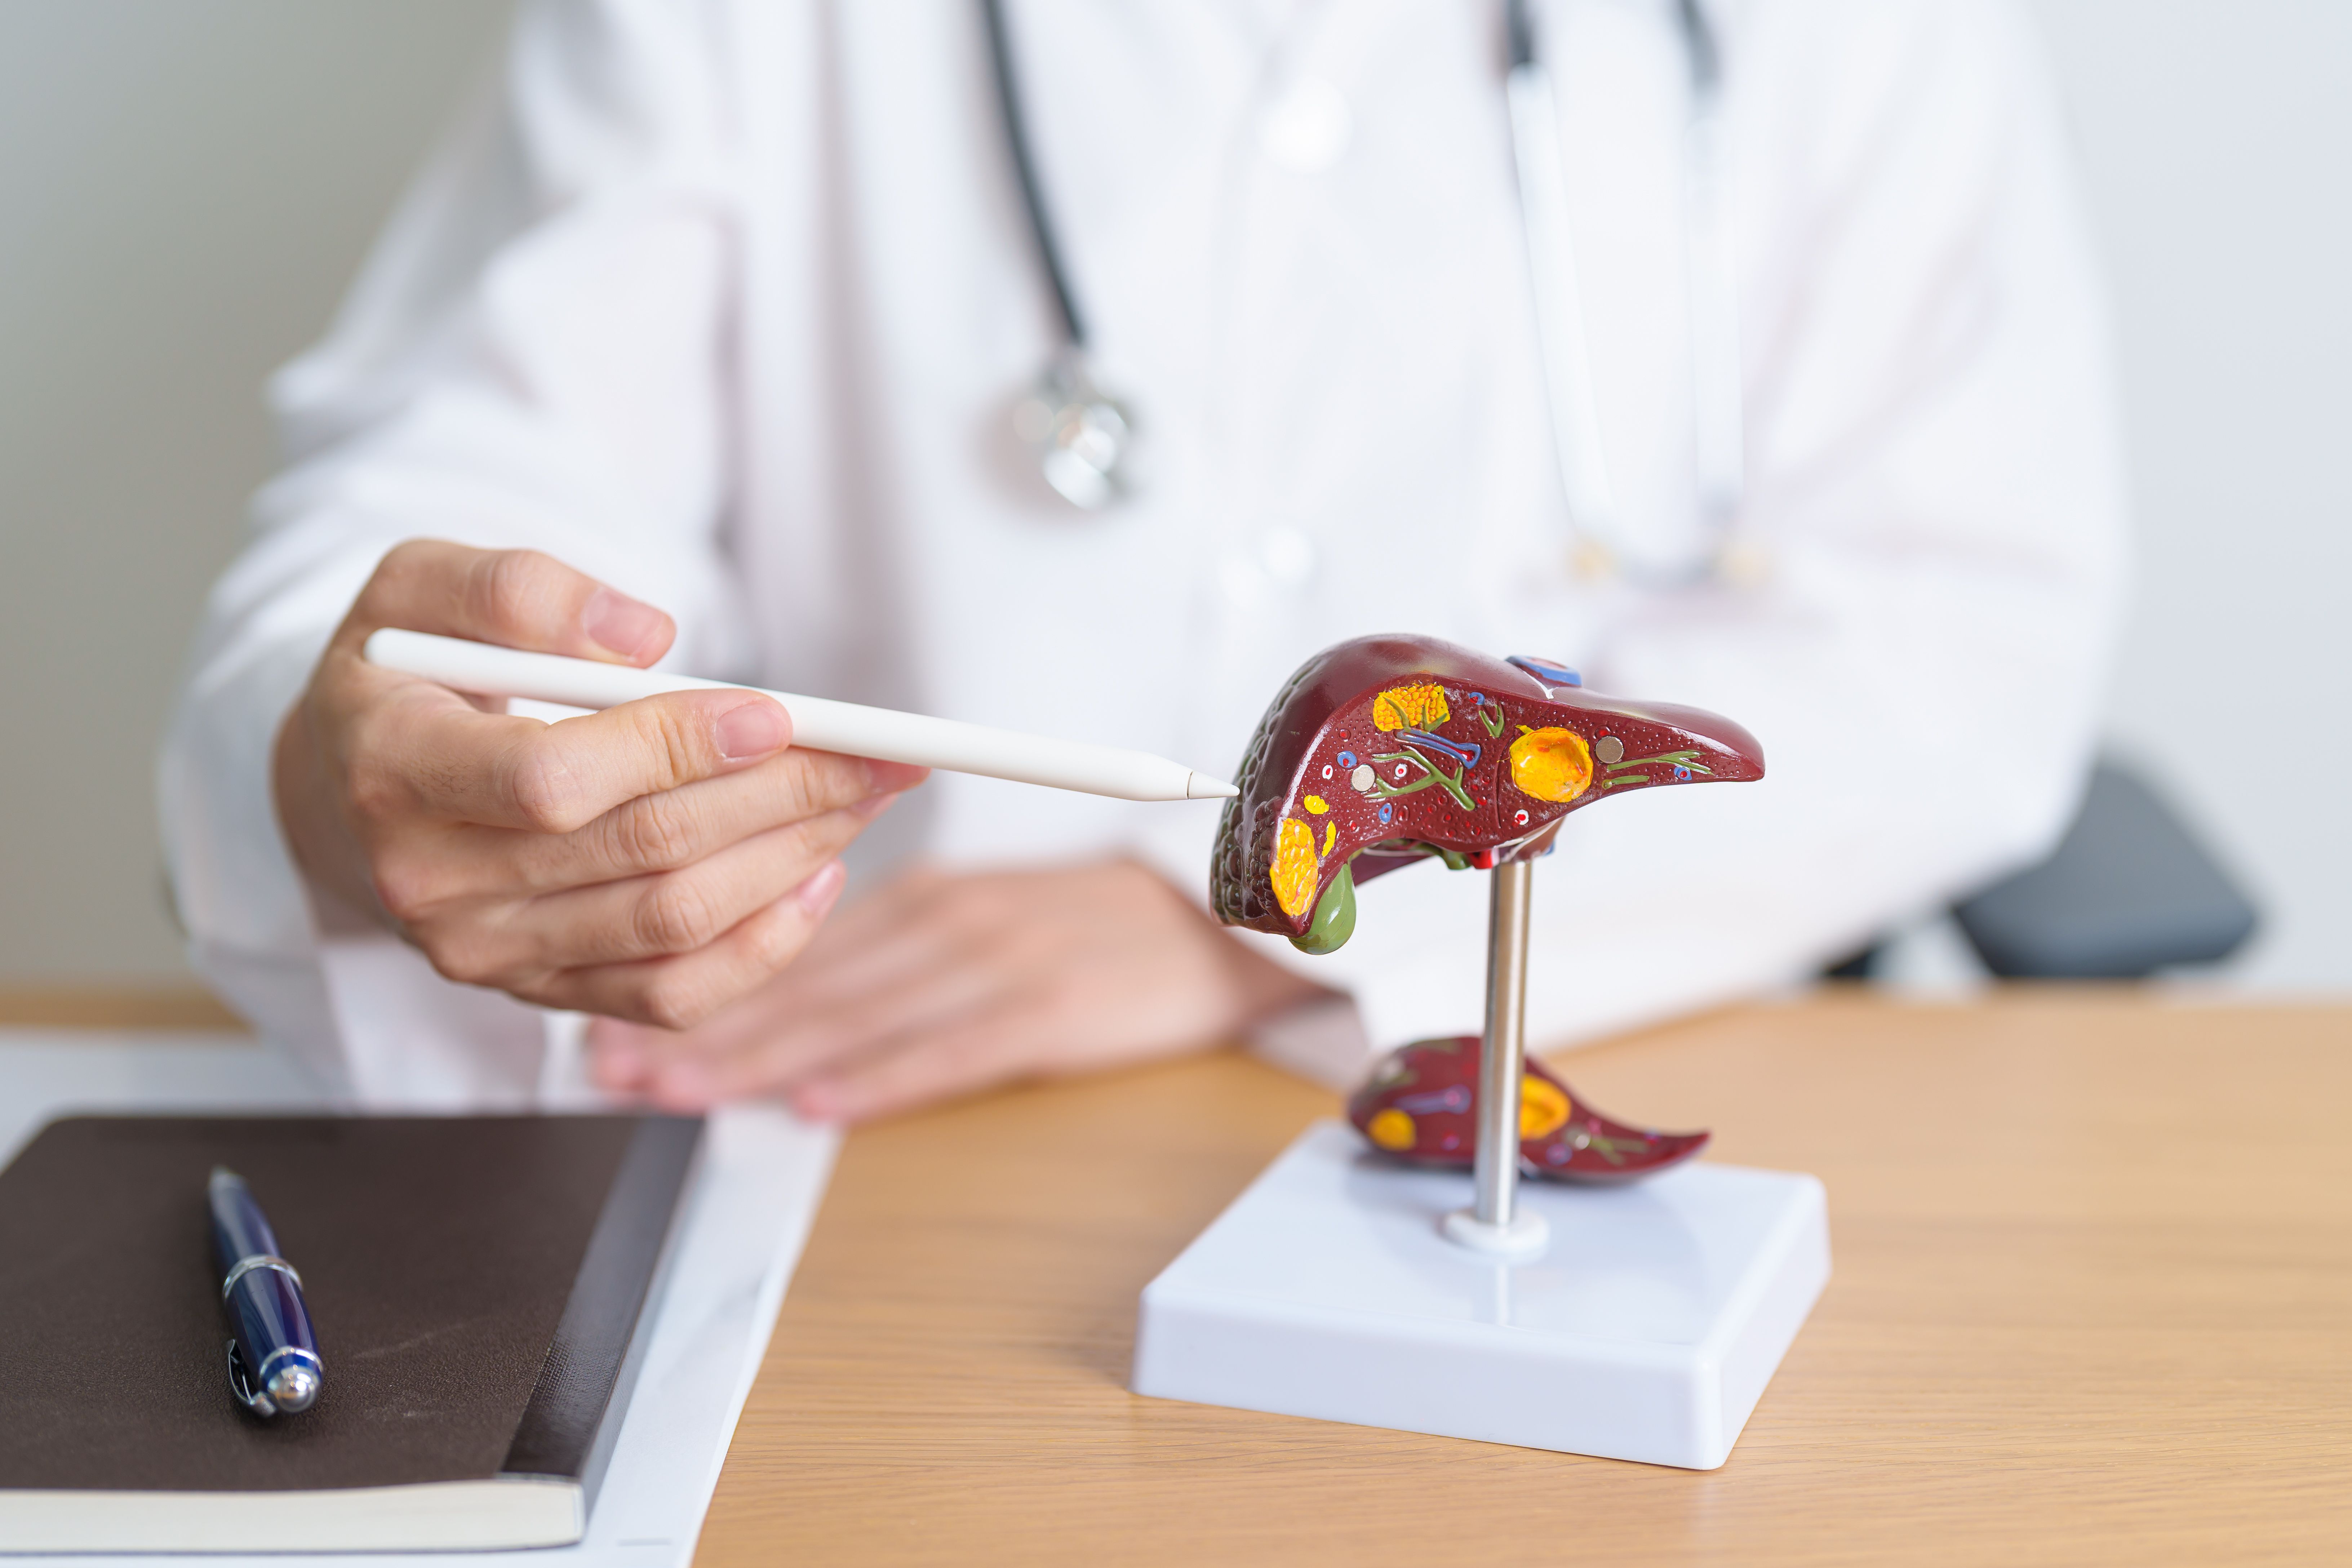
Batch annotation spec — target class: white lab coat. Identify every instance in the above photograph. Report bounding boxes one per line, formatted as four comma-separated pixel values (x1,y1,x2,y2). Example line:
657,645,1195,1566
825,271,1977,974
161,0,2127,1107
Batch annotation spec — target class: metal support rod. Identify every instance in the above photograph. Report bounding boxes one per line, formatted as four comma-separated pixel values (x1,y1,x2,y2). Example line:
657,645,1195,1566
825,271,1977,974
1473,859,1535,1228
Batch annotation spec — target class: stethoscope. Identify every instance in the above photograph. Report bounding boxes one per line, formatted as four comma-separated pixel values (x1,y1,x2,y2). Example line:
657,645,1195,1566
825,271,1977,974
981,0,1133,511
982,0,1747,587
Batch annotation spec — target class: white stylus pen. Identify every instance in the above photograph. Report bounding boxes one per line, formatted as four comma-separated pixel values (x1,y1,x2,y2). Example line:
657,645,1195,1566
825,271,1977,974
363,628,1238,804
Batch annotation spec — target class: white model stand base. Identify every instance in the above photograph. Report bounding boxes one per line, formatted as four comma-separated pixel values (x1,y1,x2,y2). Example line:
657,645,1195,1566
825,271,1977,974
1132,1121,1829,1470
1439,1205,1550,1258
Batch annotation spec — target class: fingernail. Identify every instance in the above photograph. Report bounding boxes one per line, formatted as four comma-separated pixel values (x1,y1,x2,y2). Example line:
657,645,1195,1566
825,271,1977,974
716,699,790,760
863,760,931,794
582,586,668,662
851,790,901,821
795,859,847,917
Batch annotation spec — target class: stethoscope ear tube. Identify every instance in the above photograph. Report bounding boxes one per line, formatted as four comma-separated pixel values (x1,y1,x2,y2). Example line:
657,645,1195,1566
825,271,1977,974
1507,0,1747,585
1679,34,1745,538
983,0,1133,509
1505,58,1621,564
982,0,1084,350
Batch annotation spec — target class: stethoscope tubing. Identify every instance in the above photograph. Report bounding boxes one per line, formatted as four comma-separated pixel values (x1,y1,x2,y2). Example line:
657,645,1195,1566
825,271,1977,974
981,0,1088,350
1508,0,1746,585
985,0,1745,581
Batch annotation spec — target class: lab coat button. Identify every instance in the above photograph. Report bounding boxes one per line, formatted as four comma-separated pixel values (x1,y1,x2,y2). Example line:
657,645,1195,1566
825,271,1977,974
1259,78,1352,173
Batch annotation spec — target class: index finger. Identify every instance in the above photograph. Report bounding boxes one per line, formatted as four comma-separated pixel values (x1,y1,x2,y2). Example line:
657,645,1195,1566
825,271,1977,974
341,540,677,668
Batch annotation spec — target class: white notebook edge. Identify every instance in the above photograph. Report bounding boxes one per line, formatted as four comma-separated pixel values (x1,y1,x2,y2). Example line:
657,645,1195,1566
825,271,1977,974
0,1480,583,1555
661,1109,840,1565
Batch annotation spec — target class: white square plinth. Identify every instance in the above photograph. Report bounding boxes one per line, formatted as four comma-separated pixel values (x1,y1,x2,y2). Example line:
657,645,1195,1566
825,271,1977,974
1132,1121,1829,1469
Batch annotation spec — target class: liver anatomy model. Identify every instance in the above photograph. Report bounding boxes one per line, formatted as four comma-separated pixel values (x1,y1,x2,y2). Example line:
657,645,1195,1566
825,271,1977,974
1346,1035,1711,1182
1211,634,1765,1187
1151,645,1812,1457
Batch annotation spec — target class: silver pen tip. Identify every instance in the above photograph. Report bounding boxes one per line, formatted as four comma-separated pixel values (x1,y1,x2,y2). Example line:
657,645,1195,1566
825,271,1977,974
1187,773,1241,800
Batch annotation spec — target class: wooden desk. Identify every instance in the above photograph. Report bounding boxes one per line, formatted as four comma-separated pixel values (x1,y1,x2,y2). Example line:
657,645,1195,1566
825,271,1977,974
703,992,2352,1567
14,989,2349,1563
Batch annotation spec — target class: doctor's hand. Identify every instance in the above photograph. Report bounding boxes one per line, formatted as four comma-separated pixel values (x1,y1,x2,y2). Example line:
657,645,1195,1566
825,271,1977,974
583,858,1333,1122
273,539,926,1028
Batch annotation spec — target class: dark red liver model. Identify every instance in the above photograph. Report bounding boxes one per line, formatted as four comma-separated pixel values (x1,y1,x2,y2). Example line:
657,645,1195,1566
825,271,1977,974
1213,636,1762,1185
1346,1036,1710,1183
1211,635,1765,954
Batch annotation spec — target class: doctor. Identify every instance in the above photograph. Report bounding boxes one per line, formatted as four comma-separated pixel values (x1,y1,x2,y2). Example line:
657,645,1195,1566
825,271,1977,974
163,0,2126,1114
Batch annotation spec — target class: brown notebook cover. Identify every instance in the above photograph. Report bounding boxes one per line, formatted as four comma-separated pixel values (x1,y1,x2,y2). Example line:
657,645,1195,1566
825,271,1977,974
0,1112,700,1550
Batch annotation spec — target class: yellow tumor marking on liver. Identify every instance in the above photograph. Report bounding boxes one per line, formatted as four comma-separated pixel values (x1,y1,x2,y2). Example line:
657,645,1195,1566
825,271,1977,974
1303,795,1329,814
1372,683,1450,732
1367,1108,1417,1151
1270,816,1321,918
1519,1076,1572,1139
1321,820,1336,857
1508,726,1594,804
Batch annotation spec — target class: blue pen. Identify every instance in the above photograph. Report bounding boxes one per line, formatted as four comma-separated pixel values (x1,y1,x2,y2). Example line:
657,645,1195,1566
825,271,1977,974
208,1167,323,1416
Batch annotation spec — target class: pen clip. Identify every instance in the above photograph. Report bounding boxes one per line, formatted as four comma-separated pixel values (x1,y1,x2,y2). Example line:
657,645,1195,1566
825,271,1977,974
226,1337,277,1417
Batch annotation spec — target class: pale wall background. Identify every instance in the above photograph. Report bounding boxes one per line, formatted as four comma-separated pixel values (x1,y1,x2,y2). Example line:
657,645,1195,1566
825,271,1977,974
1,0,2346,989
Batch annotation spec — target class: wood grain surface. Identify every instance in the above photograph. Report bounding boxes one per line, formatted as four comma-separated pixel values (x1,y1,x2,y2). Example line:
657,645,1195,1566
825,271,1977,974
14,987,2346,1562
0,984,242,1029
697,991,2352,1567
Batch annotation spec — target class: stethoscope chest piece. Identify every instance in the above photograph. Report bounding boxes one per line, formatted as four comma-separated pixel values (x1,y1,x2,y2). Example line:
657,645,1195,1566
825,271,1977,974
988,0,1742,545
1012,351,1132,510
